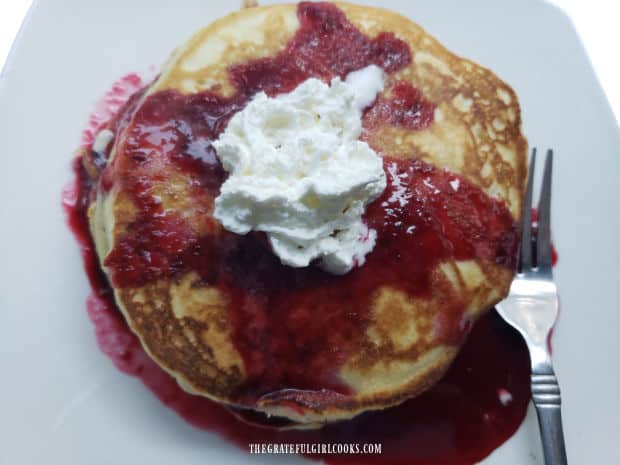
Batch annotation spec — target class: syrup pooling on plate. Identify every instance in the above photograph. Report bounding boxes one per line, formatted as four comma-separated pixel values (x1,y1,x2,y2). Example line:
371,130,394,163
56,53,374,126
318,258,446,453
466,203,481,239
80,73,144,149
97,2,519,401
63,169,531,465
65,157,530,465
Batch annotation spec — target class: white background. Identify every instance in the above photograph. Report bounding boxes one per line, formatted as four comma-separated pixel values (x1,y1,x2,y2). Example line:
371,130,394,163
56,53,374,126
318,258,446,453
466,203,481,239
1,0,619,124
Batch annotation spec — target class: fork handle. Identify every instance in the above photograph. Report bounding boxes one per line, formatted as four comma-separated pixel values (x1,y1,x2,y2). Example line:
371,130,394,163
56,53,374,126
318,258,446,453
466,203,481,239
531,368,568,465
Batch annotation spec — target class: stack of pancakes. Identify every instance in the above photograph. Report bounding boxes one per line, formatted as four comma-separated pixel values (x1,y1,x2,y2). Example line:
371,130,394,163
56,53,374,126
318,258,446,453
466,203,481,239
84,1,526,427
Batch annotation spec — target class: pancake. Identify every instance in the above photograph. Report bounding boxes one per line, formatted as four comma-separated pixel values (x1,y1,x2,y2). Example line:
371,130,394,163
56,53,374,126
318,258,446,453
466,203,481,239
84,1,527,426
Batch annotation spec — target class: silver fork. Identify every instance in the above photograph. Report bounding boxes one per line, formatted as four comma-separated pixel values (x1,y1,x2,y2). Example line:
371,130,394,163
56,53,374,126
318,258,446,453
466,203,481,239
496,148,568,465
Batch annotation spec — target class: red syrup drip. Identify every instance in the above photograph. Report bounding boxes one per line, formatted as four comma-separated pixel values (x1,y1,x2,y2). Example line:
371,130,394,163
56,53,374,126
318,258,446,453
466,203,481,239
62,2,559,462
228,2,411,96
80,73,145,148
363,80,435,130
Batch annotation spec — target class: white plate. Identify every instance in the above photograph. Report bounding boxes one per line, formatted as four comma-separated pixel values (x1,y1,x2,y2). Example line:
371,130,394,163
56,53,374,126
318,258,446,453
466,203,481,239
1,0,619,463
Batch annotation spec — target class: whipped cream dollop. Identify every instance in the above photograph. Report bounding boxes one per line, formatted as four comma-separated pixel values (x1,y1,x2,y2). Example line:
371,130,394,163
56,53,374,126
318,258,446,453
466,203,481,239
213,65,386,274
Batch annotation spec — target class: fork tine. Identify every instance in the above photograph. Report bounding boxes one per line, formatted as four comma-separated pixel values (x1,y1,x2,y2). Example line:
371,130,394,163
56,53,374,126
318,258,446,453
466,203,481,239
536,149,553,269
520,148,536,271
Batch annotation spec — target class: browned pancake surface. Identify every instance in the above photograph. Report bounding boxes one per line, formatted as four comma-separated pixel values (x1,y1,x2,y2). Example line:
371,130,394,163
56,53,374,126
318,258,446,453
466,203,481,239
87,1,527,425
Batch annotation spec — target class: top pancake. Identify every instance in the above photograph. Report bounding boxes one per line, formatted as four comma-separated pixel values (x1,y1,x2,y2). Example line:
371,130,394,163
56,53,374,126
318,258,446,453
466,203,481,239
87,1,527,426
